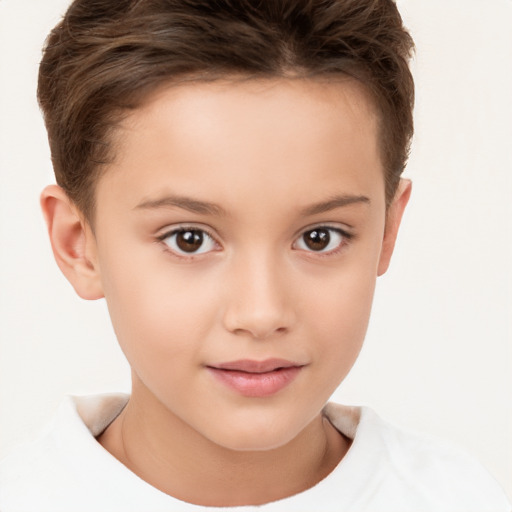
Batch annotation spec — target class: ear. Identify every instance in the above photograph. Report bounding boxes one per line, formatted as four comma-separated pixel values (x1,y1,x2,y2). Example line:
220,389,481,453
377,179,412,276
40,185,104,300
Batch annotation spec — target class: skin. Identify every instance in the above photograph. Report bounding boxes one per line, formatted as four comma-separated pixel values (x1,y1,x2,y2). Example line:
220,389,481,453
41,78,411,506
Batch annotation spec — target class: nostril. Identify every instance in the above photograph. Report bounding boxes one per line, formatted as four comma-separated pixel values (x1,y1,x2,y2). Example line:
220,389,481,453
229,323,289,340
221,275,295,339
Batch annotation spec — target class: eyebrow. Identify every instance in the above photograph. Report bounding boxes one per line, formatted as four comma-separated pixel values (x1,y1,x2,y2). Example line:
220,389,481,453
135,193,370,217
300,194,370,216
135,195,227,216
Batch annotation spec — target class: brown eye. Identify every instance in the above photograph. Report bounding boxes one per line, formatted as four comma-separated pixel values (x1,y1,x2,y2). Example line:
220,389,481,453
294,227,347,254
303,229,331,251
162,228,217,255
176,230,203,252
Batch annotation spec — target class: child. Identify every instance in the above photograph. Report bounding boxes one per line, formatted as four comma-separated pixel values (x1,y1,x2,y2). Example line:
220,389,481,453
0,0,510,510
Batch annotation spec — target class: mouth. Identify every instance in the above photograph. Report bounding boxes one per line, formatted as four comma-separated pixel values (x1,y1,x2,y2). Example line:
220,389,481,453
206,359,305,397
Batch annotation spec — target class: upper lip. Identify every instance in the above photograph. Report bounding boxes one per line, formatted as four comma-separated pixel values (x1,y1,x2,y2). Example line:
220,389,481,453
208,359,303,373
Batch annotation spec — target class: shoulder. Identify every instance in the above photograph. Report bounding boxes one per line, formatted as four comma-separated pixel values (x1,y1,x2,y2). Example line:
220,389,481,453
0,402,80,510
0,394,147,512
323,403,511,511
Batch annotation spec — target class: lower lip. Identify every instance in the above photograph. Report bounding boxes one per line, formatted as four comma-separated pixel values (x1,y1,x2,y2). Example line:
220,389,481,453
207,366,303,397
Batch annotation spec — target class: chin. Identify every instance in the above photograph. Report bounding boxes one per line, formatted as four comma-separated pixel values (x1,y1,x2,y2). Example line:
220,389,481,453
205,418,303,453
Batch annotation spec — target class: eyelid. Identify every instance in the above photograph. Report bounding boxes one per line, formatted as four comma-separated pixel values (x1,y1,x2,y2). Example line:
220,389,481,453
292,223,354,255
156,222,219,239
156,223,221,258
293,222,354,240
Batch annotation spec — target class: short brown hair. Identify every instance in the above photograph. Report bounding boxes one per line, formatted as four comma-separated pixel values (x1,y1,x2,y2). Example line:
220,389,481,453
38,0,414,221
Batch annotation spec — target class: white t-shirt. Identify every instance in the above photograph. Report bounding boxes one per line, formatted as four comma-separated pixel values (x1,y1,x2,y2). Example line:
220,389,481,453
0,394,510,512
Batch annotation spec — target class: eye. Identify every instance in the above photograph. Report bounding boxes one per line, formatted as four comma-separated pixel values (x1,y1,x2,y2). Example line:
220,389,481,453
160,228,218,255
294,227,349,254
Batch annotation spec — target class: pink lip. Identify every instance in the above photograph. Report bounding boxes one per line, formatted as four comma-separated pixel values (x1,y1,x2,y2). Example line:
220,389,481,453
207,359,304,397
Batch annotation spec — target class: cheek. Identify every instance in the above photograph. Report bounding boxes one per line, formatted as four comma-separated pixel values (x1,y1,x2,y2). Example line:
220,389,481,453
100,253,219,367
304,260,377,364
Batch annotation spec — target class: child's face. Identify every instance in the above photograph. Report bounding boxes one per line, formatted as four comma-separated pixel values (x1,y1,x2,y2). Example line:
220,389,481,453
82,79,403,451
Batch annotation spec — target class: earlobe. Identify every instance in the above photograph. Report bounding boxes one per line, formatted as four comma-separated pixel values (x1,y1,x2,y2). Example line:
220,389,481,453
40,185,104,300
377,179,412,276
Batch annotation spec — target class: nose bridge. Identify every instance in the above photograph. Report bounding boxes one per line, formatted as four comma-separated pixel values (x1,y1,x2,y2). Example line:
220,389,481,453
223,246,294,339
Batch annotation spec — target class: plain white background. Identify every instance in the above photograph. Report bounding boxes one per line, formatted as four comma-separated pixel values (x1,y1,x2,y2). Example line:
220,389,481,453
1,0,511,500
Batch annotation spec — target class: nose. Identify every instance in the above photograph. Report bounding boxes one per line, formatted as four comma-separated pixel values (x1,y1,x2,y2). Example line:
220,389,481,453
222,252,295,340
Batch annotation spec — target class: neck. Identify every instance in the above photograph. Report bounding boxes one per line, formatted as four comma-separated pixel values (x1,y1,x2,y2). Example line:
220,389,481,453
97,380,350,507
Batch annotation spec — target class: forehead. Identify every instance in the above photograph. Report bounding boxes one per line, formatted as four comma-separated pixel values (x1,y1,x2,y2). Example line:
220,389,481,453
130,77,379,149
97,78,384,218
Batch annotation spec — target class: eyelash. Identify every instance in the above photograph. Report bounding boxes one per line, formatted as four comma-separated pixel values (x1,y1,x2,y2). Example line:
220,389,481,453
157,225,220,260
156,224,354,260
294,226,354,257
